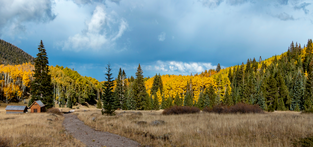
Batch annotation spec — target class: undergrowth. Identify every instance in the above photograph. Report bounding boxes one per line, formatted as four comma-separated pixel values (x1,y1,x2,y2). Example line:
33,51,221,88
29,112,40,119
162,106,200,115
203,103,263,114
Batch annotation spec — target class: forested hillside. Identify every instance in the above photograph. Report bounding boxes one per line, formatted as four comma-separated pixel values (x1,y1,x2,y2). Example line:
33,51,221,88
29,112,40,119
0,39,34,65
1,39,312,112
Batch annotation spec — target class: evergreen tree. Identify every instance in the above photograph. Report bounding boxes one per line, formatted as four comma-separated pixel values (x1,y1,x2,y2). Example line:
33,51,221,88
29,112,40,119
145,94,152,110
167,96,173,108
174,92,181,106
153,93,160,110
161,95,167,109
207,84,216,107
30,40,54,109
133,64,148,110
183,92,192,106
304,60,313,110
59,89,66,108
291,70,305,111
216,63,221,72
276,71,289,110
197,91,205,108
102,64,116,115
223,87,233,106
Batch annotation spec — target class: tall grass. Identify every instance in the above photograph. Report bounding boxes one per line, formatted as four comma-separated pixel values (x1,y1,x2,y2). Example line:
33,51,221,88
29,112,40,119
0,108,84,147
76,110,313,147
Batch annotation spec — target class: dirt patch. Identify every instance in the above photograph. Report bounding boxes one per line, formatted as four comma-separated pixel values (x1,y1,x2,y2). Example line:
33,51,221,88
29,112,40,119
63,114,140,147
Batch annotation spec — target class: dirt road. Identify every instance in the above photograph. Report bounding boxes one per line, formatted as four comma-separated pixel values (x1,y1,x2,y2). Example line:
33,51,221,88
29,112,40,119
63,114,140,147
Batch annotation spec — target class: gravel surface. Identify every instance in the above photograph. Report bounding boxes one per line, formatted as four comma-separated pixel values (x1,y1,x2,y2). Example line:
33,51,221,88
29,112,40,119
63,114,140,147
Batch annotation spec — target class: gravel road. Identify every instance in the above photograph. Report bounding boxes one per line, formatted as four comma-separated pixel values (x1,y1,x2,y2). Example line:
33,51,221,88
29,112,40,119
63,114,140,147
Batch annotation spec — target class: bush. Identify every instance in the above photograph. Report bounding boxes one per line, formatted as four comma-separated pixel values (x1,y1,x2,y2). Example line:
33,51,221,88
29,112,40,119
293,135,313,147
302,108,313,113
203,103,263,114
0,137,10,147
47,108,63,115
162,106,200,115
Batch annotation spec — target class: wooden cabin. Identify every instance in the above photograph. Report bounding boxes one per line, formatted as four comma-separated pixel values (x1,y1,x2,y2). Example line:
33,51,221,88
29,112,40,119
29,100,45,113
5,105,28,114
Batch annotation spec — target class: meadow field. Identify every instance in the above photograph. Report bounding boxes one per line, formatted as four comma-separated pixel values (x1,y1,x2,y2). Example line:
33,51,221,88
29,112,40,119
0,107,84,147
76,110,313,147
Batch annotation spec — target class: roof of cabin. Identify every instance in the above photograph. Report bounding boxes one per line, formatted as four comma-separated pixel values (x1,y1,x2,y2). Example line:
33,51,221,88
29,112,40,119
5,105,27,111
29,100,45,108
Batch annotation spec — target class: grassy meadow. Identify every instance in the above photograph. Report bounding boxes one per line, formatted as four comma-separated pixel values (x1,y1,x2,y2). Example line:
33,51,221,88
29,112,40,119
76,110,313,147
0,107,84,147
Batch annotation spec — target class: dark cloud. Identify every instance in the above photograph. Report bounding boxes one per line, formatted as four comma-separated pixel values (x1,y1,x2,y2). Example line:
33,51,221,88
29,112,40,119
294,2,311,14
276,12,294,21
0,0,56,36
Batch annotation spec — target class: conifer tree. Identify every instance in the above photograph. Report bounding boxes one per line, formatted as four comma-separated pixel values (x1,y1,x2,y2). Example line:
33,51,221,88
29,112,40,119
304,60,313,110
102,64,116,115
167,96,173,108
216,63,221,72
133,64,148,110
276,71,289,110
291,70,305,111
161,95,167,109
30,40,54,109
174,92,181,106
197,91,205,108
153,93,160,110
223,87,233,106
145,94,152,110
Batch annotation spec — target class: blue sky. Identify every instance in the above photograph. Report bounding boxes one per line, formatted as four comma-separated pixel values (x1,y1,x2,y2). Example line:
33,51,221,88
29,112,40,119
1,0,313,81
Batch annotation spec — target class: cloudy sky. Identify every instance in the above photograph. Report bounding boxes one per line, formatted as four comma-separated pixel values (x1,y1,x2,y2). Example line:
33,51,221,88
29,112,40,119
1,0,313,81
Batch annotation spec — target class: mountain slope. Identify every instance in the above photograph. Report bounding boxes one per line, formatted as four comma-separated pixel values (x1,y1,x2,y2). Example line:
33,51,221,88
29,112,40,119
0,39,34,65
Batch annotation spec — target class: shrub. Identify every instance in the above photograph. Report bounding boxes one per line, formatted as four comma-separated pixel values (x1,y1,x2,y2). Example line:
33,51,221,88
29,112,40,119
47,108,63,115
302,108,313,113
162,106,200,115
293,135,313,147
0,137,10,147
203,103,263,114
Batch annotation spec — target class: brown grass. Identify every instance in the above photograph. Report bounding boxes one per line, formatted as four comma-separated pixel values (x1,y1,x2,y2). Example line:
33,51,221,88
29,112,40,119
0,108,84,147
162,106,200,115
75,110,313,147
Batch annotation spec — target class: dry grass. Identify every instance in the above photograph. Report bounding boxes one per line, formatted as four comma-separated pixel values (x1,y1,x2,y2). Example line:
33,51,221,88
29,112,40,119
0,108,85,147
76,110,313,147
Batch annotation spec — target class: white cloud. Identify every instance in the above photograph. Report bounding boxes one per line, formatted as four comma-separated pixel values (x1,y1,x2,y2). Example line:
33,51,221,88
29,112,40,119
158,32,166,41
61,5,128,51
0,0,55,36
143,60,217,74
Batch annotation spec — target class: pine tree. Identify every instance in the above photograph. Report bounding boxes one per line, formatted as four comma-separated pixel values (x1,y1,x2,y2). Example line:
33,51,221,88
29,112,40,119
216,63,221,72
153,93,160,110
145,94,152,110
197,91,205,108
276,71,289,110
30,40,54,109
304,60,313,110
174,92,181,106
102,64,116,115
291,70,305,111
223,87,233,106
167,96,173,108
133,64,148,110
161,95,167,109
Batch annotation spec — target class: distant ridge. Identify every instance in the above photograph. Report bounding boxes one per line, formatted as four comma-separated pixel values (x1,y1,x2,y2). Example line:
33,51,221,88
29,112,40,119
0,39,34,65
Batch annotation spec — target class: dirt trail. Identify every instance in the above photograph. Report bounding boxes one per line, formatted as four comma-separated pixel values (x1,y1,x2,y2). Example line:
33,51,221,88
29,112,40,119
63,114,140,147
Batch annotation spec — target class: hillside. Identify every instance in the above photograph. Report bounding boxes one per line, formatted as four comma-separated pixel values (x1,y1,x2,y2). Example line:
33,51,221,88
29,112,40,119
1,39,313,112
0,39,34,65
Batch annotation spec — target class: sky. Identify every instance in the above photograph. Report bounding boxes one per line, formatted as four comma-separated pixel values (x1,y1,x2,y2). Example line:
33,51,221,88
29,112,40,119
1,0,313,81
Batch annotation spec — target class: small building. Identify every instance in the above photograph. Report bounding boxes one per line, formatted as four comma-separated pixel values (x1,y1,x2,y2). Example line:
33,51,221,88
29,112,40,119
29,100,45,113
5,105,28,114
